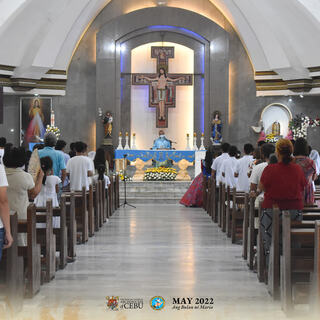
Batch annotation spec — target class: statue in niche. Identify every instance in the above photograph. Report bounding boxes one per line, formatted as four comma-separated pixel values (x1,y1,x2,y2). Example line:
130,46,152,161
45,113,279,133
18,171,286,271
101,111,113,138
272,121,281,136
211,111,222,144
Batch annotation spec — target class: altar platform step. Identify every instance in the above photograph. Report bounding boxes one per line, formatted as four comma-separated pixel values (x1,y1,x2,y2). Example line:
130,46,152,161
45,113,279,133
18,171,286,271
119,181,191,203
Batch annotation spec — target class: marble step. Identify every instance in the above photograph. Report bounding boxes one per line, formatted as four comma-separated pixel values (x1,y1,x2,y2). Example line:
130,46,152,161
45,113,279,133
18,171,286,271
119,181,190,203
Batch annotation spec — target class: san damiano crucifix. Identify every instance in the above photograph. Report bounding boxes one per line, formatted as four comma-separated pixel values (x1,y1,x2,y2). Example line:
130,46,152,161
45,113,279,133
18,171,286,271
132,46,193,128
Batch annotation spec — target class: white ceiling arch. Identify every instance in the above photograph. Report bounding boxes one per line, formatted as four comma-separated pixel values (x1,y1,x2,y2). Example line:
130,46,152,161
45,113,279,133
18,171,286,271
0,0,319,82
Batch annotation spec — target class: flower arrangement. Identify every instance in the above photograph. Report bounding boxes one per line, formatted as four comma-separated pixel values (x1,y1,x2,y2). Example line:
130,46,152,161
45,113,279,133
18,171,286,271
289,114,320,140
119,170,132,181
144,167,177,181
46,125,61,138
265,133,278,143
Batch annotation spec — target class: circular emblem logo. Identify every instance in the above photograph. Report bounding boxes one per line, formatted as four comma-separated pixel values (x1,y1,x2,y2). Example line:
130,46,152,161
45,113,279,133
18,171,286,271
150,296,165,311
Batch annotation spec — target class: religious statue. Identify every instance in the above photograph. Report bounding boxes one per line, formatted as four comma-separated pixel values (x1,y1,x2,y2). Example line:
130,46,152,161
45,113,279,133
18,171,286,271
26,99,45,143
138,68,185,121
101,111,113,138
272,121,281,136
211,111,222,144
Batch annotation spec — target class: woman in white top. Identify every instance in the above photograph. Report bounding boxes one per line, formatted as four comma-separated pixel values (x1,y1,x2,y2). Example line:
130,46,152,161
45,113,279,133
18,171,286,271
34,156,61,208
4,146,43,245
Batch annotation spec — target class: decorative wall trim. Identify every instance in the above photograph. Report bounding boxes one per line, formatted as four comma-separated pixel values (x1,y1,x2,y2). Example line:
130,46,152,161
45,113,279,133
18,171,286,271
255,70,320,95
0,68,67,93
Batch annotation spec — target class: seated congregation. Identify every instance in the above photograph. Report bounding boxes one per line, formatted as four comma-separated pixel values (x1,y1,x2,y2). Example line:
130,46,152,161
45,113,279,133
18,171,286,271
189,137,320,315
0,133,120,313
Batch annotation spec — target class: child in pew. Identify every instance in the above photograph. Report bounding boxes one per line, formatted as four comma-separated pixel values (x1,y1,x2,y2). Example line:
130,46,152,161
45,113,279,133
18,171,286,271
93,164,111,190
34,157,61,228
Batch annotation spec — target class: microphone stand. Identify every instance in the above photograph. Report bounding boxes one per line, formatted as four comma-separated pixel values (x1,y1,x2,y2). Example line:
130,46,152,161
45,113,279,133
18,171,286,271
120,154,136,208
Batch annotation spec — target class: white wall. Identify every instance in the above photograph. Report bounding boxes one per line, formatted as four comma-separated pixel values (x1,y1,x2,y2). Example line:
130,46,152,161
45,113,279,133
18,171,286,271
131,42,194,150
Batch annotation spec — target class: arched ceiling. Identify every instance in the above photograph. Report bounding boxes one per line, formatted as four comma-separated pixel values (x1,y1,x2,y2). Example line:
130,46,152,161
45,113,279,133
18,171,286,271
0,0,319,94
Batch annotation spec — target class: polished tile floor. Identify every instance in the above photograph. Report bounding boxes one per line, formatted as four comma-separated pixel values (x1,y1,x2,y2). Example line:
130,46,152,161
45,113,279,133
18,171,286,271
15,204,292,320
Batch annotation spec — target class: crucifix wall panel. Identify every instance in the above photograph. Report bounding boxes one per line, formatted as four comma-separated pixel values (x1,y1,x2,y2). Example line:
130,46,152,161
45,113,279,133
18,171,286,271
132,46,193,128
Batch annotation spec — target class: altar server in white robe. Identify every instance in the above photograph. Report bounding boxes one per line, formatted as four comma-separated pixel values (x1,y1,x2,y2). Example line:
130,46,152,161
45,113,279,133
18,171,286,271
221,146,238,189
234,143,254,192
211,143,230,186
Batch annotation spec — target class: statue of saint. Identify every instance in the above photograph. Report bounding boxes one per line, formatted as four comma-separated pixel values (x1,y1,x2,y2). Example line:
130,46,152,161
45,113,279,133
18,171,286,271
211,111,222,144
272,121,280,136
102,111,113,138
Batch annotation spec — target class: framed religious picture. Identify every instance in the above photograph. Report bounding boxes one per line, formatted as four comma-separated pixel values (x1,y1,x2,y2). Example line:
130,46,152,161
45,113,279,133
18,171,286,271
20,97,52,149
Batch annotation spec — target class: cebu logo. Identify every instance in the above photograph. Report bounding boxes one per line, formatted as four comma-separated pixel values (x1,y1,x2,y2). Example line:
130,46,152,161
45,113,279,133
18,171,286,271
150,296,165,311
106,296,119,311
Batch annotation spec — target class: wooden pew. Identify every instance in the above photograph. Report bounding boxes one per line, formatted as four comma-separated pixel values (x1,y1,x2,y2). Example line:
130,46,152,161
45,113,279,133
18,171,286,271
36,195,68,270
63,192,76,258
218,181,223,227
268,206,281,299
115,173,120,209
257,203,266,283
202,175,208,211
268,207,319,300
88,184,94,237
113,174,118,212
225,186,231,236
229,189,247,243
206,177,212,217
54,195,68,269
93,182,101,232
0,213,24,312
281,213,320,315
18,204,41,298
73,187,88,244
210,176,218,223
35,200,56,283
101,180,106,221
221,183,227,232
99,180,105,224
107,176,112,219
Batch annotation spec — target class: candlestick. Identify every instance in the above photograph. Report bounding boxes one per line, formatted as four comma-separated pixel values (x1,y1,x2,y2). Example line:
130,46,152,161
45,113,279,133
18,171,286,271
199,133,205,150
50,110,55,127
193,133,198,151
131,133,137,150
117,132,123,150
186,133,191,150
124,132,130,149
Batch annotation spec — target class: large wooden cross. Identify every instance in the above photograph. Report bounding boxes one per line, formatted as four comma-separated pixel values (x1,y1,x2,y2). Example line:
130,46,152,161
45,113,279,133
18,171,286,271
132,46,193,128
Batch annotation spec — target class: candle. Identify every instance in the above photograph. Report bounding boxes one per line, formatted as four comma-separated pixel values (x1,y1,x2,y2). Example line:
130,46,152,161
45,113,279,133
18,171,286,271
194,133,196,137
125,132,129,136
187,133,189,137
201,132,204,137
119,132,122,136
50,110,55,127
133,133,136,136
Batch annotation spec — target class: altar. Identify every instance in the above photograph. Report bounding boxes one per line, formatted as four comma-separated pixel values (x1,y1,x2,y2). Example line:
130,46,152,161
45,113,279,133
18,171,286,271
115,149,205,181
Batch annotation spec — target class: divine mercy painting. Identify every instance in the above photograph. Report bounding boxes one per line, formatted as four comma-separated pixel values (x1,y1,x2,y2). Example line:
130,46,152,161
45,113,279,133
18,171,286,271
20,97,52,148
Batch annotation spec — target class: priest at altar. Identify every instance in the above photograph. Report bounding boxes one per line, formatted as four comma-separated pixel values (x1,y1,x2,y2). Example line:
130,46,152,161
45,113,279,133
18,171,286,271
152,130,172,150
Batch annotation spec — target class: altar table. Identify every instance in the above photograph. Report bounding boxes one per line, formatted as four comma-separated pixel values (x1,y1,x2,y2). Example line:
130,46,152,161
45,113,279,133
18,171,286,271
115,150,205,181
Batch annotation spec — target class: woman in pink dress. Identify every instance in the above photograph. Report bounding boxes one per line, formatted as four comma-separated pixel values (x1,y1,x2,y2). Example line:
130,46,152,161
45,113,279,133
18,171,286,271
180,146,216,207
293,138,317,206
